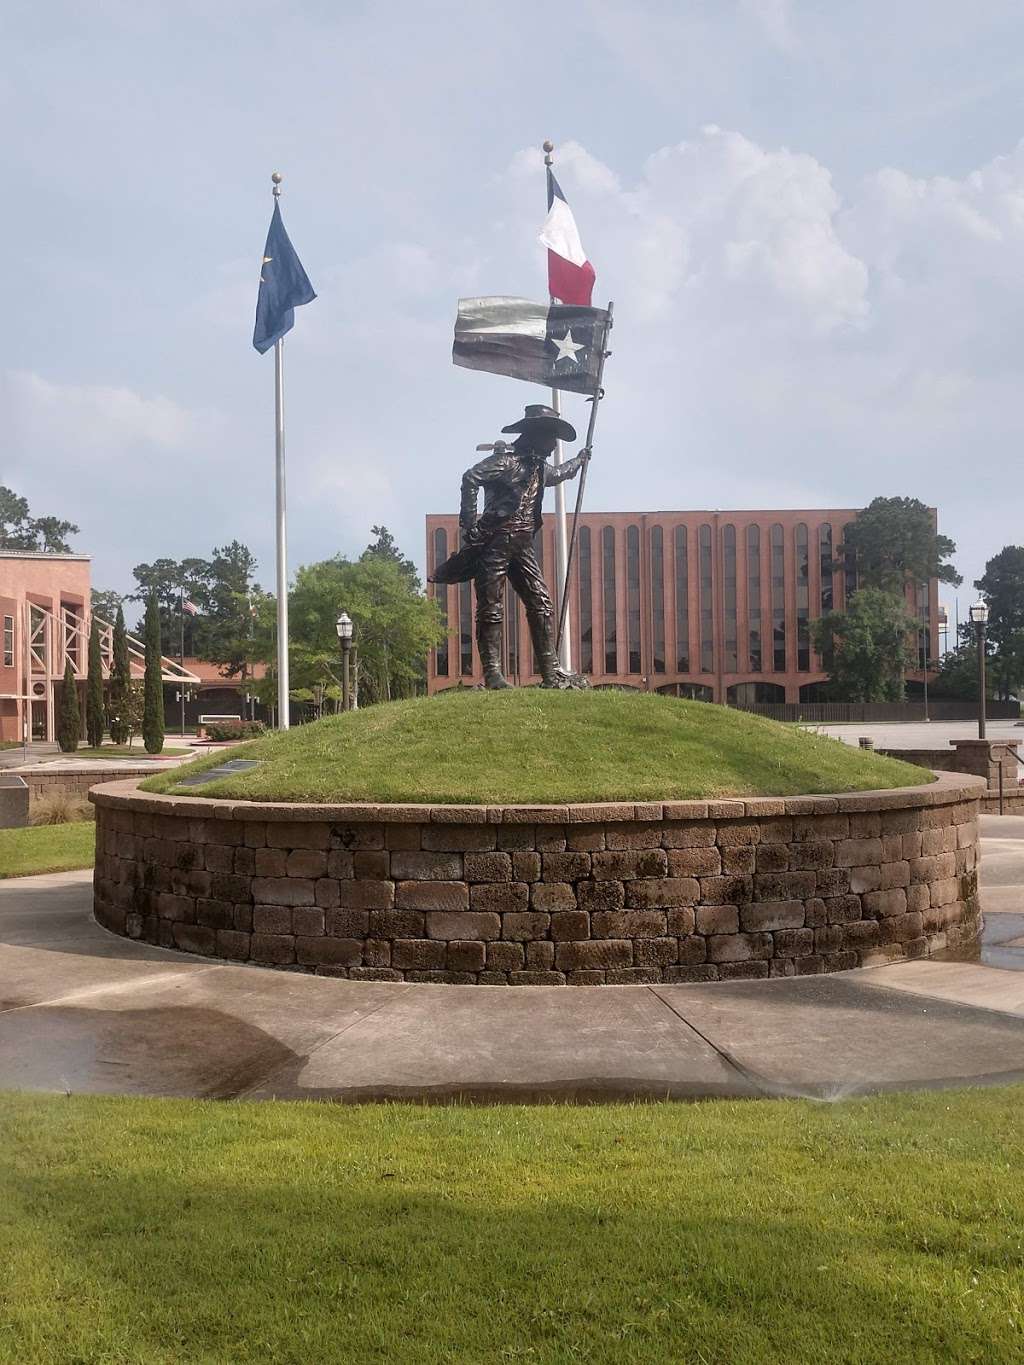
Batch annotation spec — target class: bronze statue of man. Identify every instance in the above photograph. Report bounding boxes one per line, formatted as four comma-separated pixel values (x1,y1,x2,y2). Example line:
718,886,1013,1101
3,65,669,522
431,403,589,689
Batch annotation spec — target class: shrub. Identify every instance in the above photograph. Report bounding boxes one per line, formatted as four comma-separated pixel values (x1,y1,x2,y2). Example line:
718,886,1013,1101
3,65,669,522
30,792,95,825
204,720,266,741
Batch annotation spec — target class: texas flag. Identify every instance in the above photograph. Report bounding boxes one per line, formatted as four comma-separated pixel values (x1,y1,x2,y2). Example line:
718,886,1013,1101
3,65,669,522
539,170,596,307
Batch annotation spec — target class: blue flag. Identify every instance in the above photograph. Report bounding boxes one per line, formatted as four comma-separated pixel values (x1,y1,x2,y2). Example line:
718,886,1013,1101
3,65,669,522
252,202,316,354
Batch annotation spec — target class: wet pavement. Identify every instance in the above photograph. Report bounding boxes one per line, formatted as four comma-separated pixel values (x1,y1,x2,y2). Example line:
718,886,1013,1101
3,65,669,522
2,815,1024,1103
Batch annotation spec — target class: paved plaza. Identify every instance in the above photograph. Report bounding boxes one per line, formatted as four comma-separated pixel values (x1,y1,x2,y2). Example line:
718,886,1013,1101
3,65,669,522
813,719,1024,751
1,815,1022,1103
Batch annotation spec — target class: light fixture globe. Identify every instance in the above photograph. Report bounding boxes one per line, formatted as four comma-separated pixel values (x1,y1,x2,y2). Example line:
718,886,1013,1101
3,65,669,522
969,600,989,626
336,611,353,642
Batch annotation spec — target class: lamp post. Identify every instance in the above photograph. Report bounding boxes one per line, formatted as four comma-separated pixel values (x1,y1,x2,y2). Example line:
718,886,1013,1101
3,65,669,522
969,599,989,739
336,612,353,712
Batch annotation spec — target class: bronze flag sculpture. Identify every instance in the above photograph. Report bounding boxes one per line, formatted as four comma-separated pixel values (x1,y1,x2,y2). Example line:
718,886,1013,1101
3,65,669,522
430,404,589,689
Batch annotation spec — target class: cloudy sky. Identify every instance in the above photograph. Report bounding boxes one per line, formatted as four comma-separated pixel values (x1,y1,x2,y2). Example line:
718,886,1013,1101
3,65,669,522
6,0,1024,619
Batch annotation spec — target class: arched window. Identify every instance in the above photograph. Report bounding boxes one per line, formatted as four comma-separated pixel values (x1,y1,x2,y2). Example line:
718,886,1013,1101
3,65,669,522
771,523,785,672
796,523,809,671
723,524,737,672
843,521,857,607
818,524,834,614
747,525,761,671
602,526,617,674
432,527,449,677
699,524,713,673
504,581,519,680
651,526,665,673
818,523,834,671
674,526,689,672
457,528,474,677
626,525,641,673
578,526,593,674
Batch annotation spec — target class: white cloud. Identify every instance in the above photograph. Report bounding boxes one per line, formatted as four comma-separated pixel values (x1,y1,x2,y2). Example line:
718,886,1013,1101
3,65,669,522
5,370,213,455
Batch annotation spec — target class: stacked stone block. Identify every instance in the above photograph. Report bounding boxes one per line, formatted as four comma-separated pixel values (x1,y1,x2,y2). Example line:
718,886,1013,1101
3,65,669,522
92,774,983,985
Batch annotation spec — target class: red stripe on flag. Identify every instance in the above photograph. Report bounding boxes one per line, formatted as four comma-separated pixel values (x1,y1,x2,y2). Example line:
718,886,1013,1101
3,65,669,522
548,251,596,307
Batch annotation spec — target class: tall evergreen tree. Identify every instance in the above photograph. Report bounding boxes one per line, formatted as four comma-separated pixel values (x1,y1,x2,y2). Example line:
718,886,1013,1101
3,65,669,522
108,605,131,744
142,593,165,754
57,658,81,753
86,617,105,748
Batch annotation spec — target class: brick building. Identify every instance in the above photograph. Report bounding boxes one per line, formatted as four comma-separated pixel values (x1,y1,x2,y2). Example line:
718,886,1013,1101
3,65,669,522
0,550,198,743
425,509,939,703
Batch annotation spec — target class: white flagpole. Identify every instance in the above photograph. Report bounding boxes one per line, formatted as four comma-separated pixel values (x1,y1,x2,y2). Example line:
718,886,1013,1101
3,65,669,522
544,140,573,675
271,171,290,730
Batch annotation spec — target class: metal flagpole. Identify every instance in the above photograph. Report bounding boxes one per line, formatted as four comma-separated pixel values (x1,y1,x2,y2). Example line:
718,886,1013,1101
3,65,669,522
544,140,573,675
179,585,186,736
556,300,613,654
272,173,290,729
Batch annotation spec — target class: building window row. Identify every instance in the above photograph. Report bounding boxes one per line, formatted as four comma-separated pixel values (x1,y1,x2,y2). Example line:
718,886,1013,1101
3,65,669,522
432,518,854,682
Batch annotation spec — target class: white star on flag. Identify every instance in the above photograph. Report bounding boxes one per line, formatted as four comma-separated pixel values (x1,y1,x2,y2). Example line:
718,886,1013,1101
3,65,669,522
552,329,584,364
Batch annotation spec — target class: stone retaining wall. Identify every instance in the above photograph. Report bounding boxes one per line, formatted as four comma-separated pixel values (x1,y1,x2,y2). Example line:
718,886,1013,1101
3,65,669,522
91,773,984,985
17,766,165,805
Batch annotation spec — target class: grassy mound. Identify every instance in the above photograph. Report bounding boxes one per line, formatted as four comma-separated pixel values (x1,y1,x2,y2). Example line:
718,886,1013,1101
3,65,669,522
140,690,929,805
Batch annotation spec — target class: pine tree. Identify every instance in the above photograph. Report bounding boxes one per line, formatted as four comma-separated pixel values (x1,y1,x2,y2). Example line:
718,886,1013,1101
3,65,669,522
108,605,131,744
57,657,81,753
142,593,165,754
86,616,105,748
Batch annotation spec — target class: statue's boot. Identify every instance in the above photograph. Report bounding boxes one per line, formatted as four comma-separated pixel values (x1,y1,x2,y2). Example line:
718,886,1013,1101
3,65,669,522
478,622,512,689
527,611,564,688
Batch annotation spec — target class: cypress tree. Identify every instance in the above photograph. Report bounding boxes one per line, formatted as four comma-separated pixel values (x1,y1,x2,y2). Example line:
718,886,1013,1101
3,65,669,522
86,616,105,748
108,605,131,744
57,657,80,753
142,593,165,754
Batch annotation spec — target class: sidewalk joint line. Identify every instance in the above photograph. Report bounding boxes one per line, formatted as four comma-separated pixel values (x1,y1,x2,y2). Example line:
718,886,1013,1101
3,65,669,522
0,964,223,1015
646,985,771,1096
229,989,413,1100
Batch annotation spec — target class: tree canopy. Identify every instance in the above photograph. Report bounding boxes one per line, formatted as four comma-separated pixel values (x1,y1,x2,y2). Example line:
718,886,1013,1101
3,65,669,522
812,587,918,703
838,497,961,593
129,542,264,669
975,545,1024,700
361,524,421,590
0,487,78,554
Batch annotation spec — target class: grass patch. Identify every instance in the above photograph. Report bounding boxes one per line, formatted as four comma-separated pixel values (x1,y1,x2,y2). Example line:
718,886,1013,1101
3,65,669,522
74,745,191,760
0,822,95,878
1,1088,1023,1362
141,689,929,804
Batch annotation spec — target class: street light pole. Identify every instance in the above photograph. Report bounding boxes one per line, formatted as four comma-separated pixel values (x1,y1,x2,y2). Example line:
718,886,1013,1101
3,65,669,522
336,611,353,712
970,599,989,740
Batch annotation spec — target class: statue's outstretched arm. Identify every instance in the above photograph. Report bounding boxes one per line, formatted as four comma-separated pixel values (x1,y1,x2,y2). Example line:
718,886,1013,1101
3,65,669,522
544,449,591,486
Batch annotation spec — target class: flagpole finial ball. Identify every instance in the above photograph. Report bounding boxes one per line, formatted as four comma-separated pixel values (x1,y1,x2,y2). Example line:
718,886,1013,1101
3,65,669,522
543,140,554,162
271,171,283,197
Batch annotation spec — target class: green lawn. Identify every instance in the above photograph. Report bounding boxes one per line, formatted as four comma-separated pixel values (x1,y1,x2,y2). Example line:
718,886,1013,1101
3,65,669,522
0,822,95,878
1,1089,1023,1363
74,745,192,760
141,689,928,805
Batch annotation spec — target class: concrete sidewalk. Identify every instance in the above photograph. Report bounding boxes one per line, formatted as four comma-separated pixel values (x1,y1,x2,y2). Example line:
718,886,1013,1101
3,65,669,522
2,815,1024,1103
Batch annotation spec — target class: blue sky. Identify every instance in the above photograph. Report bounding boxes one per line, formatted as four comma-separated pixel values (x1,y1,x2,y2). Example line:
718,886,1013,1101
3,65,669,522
6,0,1024,618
